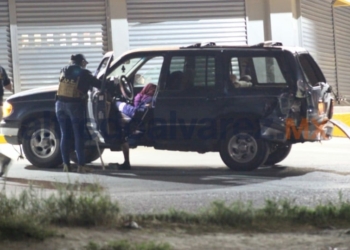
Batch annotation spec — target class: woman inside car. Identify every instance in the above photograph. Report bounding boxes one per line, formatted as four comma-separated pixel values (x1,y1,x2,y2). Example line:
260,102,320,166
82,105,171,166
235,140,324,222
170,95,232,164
116,82,157,118
109,82,157,170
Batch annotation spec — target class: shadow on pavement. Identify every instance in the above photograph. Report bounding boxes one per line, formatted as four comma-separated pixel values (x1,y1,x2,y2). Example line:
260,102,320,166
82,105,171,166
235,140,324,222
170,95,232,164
20,164,312,187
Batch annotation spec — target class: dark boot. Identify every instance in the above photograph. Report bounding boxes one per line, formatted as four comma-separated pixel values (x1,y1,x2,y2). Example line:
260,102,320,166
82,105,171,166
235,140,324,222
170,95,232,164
108,162,131,170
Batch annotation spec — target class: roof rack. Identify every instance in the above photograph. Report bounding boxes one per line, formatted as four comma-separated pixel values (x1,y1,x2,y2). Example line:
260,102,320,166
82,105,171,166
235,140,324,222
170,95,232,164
202,42,216,47
251,41,283,47
181,42,216,49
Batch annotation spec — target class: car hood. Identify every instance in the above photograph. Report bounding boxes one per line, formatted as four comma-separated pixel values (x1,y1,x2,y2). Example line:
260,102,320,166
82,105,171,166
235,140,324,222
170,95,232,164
7,85,58,102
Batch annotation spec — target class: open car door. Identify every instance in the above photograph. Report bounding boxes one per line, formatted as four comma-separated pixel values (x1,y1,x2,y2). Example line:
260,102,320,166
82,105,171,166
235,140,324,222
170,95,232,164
86,52,114,144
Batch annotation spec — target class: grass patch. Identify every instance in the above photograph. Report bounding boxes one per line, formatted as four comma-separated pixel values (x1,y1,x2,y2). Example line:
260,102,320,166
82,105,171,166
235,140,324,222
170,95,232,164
85,240,172,250
0,181,120,241
44,182,119,226
2,179,350,242
133,198,350,232
0,191,55,241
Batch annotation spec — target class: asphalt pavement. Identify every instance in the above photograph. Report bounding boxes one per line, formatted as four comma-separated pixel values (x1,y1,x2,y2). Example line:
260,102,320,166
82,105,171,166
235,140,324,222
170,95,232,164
1,137,350,214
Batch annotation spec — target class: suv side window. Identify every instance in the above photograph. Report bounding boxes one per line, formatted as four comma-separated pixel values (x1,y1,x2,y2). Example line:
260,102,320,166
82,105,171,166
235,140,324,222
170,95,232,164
194,56,215,87
229,56,287,87
166,55,216,90
253,57,286,84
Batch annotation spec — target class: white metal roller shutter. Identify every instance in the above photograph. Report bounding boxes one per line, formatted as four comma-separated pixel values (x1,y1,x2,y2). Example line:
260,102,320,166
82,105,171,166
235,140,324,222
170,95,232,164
127,0,247,49
334,6,350,100
15,0,108,91
0,1,11,80
300,0,336,88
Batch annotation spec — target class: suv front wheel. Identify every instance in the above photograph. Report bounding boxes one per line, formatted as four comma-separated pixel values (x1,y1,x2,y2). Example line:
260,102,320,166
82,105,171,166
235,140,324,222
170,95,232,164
22,119,62,168
220,131,269,171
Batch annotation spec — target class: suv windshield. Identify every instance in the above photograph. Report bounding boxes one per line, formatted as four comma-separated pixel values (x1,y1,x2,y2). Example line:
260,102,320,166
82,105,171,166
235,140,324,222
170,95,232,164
298,53,326,86
107,57,144,80
107,56,164,87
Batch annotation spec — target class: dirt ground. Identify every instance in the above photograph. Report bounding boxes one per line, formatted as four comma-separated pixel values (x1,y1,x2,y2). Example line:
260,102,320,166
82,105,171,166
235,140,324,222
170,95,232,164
1,227,350,250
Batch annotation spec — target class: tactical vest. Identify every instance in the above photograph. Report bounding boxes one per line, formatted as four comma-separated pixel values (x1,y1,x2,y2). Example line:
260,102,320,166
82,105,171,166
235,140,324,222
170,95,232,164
57,65,84,100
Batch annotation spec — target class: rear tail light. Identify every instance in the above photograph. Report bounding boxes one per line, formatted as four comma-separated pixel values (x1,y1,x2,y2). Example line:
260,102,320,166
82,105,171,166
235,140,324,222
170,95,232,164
318,102,325,115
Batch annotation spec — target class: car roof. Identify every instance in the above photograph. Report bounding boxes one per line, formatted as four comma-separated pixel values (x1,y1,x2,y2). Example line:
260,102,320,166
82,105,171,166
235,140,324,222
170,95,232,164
111,41,308,64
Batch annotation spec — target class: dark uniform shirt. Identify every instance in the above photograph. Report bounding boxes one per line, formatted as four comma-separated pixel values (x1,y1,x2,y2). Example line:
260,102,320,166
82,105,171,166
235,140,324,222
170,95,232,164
0,66,11,105
57,64,102,102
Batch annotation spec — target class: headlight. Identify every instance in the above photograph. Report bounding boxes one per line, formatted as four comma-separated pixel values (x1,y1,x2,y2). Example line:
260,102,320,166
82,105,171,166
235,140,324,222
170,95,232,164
2,101,13,118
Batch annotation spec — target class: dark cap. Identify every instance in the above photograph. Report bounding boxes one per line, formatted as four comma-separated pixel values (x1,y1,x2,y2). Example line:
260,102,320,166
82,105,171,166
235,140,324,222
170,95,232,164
70,54,88,64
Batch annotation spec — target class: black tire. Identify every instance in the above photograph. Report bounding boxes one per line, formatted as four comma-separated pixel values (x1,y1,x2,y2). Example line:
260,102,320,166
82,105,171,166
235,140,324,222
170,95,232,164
22,119,62,168
264,143,292,166
70,147,104,164
220,131,269,171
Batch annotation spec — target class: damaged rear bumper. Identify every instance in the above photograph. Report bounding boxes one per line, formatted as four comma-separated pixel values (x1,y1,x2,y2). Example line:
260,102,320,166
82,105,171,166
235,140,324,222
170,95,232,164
260,118,334,142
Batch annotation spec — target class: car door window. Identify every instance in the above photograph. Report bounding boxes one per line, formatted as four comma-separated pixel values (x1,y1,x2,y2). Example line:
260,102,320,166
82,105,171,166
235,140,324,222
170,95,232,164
253,57,286,84
194,56,215,87
229,56,287,87
166,55,216,90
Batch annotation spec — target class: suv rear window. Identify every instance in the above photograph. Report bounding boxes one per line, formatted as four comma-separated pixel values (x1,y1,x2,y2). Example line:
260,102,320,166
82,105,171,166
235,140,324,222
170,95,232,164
298,53,326,86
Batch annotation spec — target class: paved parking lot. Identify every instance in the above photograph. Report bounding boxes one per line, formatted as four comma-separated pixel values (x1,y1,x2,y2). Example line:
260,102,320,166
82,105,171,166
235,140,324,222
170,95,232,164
0,137,350,214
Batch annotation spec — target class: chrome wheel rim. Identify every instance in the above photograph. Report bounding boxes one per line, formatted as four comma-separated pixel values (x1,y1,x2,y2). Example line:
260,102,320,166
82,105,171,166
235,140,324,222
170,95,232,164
30,128,57,159
227,133,258,163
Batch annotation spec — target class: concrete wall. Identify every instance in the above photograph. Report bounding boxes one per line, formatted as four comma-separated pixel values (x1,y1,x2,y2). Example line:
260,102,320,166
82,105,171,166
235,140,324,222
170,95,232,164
246,0,301,46
109,0,302,50
108,0,129,56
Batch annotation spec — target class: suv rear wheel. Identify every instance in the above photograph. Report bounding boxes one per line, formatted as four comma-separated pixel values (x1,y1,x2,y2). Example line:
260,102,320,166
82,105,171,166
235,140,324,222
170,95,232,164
220,131,269,171
22,119,62,168
264,143,292,166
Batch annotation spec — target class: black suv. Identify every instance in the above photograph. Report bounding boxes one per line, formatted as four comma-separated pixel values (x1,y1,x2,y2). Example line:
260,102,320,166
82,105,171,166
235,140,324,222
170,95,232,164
0,41,334,171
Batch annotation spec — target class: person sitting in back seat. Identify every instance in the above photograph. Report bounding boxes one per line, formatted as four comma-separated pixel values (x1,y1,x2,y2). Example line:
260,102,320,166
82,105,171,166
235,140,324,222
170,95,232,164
230,74,253,88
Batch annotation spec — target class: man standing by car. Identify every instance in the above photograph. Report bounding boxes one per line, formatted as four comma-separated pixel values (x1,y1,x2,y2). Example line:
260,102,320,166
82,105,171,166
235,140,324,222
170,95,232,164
56,54,102,173
0,65,13,177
